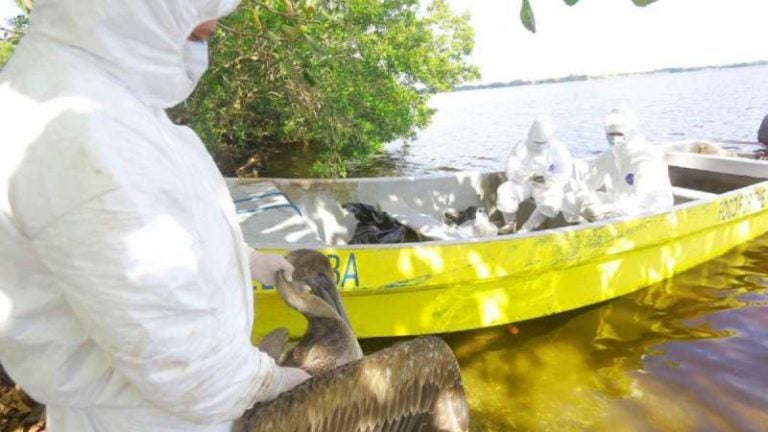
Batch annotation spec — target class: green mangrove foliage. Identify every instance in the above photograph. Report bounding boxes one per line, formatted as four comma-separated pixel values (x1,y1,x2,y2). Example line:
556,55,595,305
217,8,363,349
174,0,479,177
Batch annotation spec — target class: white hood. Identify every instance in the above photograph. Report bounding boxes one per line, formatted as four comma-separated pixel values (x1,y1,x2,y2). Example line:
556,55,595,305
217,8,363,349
604,108,638,138
27,0,240,108
526,116,555,154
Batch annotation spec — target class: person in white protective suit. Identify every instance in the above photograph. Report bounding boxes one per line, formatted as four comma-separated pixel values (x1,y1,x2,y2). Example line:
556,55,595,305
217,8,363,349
496,117,574,233
574,108,674,221
0,1,313,431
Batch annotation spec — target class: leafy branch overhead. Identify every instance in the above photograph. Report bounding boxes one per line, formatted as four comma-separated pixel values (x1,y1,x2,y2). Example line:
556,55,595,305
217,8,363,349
521,0,659,33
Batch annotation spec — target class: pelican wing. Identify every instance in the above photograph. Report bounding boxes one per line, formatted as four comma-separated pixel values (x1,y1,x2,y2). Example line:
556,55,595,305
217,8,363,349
236,337,469,432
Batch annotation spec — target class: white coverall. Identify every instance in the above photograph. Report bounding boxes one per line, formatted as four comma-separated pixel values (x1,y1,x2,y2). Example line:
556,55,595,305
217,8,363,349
496,118,573,232
574,109,674,220
0,1,289,430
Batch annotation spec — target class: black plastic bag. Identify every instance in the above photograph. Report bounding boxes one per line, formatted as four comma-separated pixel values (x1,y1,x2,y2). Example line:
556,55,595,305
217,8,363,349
343,203,421,244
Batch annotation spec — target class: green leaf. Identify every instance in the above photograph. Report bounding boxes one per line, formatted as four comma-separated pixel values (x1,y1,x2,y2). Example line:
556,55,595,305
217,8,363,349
281,0,295,16
563,0,580,5
14,0,32,14
520,0,536,33
632,0,659,5
280,25,300,40
264,30,281,43
301,69,317,86
252,7,262,32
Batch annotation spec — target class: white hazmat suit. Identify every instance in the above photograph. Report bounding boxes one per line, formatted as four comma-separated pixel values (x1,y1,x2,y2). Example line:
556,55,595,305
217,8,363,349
574,108,674,221
0,0,299,430
496,118,573,233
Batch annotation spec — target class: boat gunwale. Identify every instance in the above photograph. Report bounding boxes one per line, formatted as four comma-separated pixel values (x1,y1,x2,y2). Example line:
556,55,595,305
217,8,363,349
241,178,768,251
250,198,768,298
231,147,768,250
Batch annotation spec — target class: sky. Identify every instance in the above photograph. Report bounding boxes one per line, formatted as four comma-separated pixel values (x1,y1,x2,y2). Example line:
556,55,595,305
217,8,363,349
447,0,768,83
0,0,17,21
2,0,767,83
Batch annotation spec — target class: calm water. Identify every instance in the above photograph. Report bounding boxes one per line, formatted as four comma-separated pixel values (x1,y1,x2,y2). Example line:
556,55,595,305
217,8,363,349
362,234,768,431
442,234,768,431
268,66,767,177
353,66,768,431
374,65,768,176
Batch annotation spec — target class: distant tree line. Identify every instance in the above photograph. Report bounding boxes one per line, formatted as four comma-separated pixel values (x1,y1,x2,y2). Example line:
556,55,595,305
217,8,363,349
454,61,768,93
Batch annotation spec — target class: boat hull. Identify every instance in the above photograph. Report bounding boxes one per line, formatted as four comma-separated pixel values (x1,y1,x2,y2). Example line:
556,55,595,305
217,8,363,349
248,182,768,339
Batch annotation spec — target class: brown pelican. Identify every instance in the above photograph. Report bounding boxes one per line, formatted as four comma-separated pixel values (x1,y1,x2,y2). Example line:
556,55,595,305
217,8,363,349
0,363,46,431
236,154,266,178
238,250,469,431
268,249,363,375
445,207,500,238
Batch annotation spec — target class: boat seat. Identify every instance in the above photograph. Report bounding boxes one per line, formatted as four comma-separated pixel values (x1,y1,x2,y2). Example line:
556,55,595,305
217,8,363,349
231,181,324,245
379,200,470,241
672,186,718,202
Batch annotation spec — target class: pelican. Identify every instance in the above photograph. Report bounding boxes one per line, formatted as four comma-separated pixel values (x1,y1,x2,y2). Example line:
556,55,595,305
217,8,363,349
446,206,498,238
237,250,469,431
268,249,363,375
457,207,498,238
236,153,266,178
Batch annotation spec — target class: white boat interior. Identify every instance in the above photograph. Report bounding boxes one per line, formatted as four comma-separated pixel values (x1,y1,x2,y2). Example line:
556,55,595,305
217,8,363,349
227,143,768,248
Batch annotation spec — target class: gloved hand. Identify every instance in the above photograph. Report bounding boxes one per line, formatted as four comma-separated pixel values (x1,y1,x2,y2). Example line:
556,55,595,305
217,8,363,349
277,366,312,394
531,176,548,193
578,191,605,222
580,202,602,222
580,201,616,222
249,252,294,286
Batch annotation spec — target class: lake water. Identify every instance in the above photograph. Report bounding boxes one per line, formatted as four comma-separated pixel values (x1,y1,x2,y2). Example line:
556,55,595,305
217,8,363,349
355,65,768,431
361,234,768,431
442,234,768,431
344,65,768,177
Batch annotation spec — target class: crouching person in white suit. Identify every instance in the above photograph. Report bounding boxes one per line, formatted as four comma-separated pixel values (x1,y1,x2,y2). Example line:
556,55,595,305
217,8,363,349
574,108,674,222
497,117,574,233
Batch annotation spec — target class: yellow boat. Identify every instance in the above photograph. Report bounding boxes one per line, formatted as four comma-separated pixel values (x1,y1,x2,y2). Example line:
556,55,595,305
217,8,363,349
228,146,768,340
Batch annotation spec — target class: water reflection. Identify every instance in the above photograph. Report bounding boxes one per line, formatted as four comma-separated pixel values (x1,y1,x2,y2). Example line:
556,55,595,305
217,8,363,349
363,233,768,431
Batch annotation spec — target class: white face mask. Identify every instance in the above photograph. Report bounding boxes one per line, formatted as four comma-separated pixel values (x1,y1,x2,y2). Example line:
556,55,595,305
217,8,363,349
183,41,210,86
607,134,625,147
528,141,548,155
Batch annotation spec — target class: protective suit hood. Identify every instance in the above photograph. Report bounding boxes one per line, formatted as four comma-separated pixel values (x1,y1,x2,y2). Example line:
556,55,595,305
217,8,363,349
526,117,555,154
27,0,241,108
604,108,638,142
